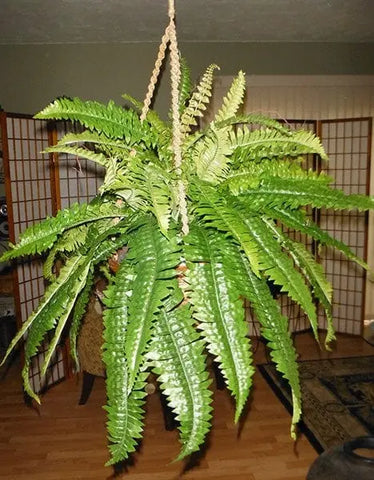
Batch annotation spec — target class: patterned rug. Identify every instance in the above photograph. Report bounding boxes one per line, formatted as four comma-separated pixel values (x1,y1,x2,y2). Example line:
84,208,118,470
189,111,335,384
258,355,374,453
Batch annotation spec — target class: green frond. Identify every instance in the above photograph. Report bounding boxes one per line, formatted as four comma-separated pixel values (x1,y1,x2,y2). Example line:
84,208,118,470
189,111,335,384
192,128,231,183
60,225,89,255
99,155,149,208
35,97,153,146
43,245,59,281
89,227,129,265
49,130,131,151
178,57,193,114
192,182,262,276
69,271,95,370
101,157,173,218
185,225,254,421
121,93,144,111
215,113,291,134
144,165,172,235
243,215,319,340
180,64,219,137
40,262,91,376
323,307,336,350
138,107,170,139
70,225,130,370
102,262,147,465
277,231,335,348
124,218,181,390
105,378,147,466
229,127,328,161
0,254,87,375
51,131,136,165
266,206,368,269
101,157,118,191
18,254,90,401
214,71,246,123
43,226,89,280
234,252,301,437
45,144,108,167
238,177,374,212
221,159,332,194
122,94,170,148
148,301,212,460
0,201,126,261
277,229,333,307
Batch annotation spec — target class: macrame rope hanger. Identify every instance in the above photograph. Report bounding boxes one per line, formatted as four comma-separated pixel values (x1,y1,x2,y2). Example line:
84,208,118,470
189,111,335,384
140,0,189,235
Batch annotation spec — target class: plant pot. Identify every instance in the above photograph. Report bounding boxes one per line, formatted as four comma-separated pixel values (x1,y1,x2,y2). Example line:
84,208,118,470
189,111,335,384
307,436,374,480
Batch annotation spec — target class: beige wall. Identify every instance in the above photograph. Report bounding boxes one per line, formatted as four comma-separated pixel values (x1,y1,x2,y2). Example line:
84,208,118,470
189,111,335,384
1,42,374,116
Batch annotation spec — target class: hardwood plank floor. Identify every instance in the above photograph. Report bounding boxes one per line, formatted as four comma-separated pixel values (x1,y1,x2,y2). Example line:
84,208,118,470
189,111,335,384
1,332,373,480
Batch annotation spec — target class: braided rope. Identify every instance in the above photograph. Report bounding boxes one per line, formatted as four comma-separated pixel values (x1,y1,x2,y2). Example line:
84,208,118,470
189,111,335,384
140,24,171,122
168,0,189,235
140,0,189,235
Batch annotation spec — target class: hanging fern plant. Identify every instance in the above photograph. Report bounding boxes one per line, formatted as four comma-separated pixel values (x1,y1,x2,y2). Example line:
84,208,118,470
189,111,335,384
1,4,374,469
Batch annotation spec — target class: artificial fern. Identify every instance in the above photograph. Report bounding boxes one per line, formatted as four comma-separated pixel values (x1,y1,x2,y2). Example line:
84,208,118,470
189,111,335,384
1,66,373,470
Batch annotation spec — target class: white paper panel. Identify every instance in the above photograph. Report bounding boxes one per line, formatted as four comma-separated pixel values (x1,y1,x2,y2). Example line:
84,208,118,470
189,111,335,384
5,115,66,393
318,119,370,335
56,122,105,209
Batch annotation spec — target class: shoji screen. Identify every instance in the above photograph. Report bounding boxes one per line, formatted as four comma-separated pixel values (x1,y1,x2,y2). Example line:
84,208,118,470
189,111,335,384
318,118,372,334
56,122,105,208
278,120,317,333
1,113,65,393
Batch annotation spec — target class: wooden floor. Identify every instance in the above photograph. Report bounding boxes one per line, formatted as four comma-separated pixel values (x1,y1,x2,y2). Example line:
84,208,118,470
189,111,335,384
1,332,373,480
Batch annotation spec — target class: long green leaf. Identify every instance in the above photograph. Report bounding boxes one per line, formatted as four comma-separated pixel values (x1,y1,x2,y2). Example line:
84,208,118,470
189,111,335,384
178,57,193,114
45,144,108,167
20,254,89,401
181,64,219,137
220,159,331,194
69,271,95,369
192,128,231,183
274,228,335,349
144,165,172,235
69,224,131,369
35,97,152,145
41,262,91,376
148,301,212,460
0,254,86,371
243,215,319,340
233,251,301,437
265,205,368,269
19,219,130,400
215,113,291,134
0,202,126,261
229,127,328,161
124,218,180,390
103,262,146,465
192,182,261,276
43,225,89,281
185,225,254,421
214,71,246,123
238,177,374,212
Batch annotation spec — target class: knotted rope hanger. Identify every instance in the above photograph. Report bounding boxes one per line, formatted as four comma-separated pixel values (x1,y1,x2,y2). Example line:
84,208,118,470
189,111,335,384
140,0,189,235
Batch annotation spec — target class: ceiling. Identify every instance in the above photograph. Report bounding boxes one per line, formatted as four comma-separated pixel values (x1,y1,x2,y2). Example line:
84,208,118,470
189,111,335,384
1,0,374,45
